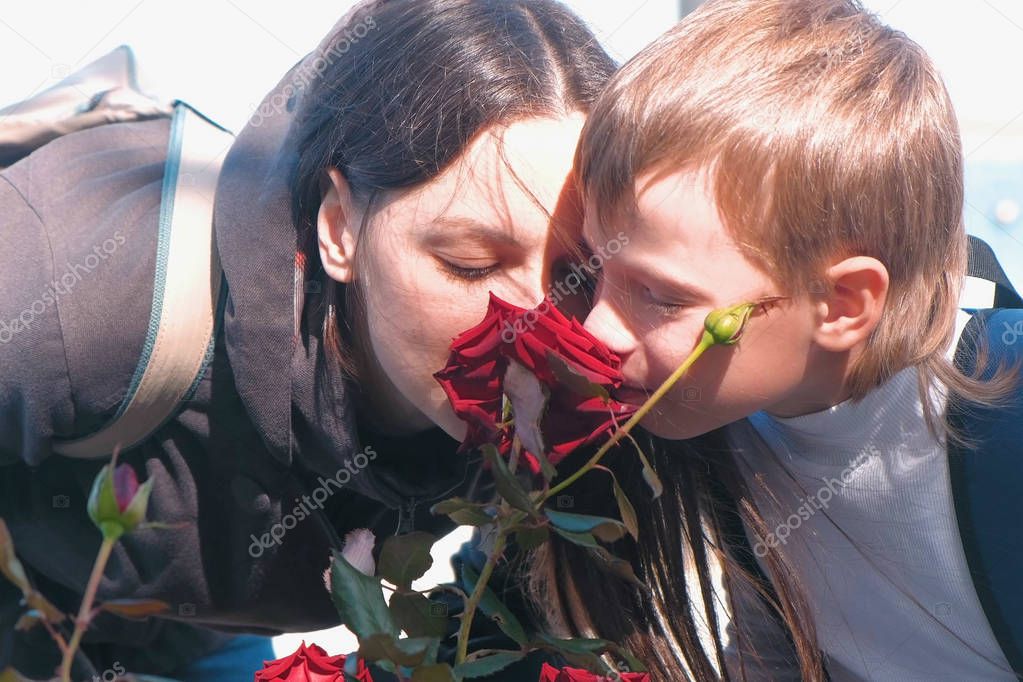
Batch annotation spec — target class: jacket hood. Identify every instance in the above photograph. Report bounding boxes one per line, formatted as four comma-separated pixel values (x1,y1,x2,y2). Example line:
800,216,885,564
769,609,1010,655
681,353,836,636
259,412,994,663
213,12,473,510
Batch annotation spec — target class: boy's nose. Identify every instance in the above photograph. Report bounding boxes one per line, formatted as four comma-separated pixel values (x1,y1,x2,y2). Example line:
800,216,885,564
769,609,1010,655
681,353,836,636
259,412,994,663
583,296,637,358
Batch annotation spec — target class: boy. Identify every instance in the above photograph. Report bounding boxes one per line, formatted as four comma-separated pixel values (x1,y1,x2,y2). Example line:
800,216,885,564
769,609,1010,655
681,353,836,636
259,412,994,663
576,0,1023,679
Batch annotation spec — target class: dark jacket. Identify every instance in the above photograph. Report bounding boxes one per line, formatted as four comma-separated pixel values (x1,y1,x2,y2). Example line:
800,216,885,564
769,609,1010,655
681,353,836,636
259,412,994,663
0,32,477,678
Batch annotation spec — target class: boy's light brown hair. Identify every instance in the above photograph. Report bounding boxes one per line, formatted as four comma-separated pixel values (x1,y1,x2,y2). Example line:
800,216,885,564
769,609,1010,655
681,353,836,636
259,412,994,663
579,0,1017,435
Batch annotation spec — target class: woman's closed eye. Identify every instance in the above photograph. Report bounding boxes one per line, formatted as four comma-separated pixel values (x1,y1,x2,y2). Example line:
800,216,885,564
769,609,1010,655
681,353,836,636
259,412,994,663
436,256,500,282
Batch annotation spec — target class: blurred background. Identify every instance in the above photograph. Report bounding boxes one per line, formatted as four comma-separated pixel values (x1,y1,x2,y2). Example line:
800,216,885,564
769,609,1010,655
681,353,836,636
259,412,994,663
2,0,1018,283
2,0,1020,658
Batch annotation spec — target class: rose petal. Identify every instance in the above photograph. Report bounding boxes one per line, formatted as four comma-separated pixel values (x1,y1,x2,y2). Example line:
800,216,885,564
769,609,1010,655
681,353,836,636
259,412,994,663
111,465,139,513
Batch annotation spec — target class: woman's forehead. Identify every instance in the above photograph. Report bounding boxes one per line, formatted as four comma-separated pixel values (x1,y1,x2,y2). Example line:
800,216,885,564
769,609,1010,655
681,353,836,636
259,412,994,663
379,115,588,243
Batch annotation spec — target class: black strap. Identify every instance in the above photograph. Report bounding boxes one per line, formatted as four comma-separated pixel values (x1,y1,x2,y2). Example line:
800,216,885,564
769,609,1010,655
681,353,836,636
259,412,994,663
948,308,1023,677
968,235,1023,309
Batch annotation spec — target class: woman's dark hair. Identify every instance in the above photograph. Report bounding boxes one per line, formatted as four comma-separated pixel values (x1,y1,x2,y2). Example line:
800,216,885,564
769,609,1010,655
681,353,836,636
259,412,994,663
288,0,617,376
524,432,824,681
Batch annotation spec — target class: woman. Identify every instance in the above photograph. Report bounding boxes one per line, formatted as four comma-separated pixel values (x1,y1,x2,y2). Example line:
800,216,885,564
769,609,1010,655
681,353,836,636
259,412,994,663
0,1,615,678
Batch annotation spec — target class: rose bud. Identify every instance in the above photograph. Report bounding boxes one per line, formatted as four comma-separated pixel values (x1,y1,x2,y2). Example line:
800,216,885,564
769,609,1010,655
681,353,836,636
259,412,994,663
703,301,758,346
87,463,153,541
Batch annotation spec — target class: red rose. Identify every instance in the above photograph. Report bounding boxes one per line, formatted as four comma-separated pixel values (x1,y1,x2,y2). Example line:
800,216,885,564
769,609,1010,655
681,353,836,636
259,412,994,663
538,662,649,682
434,293,637,474
254,642,372,682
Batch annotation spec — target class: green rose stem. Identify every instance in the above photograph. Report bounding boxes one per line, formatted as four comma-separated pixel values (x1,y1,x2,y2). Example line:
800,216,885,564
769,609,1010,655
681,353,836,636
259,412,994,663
58,447,152,682
454,528,509,665
453,301,770,668
58,536,116,682
541,300,764,504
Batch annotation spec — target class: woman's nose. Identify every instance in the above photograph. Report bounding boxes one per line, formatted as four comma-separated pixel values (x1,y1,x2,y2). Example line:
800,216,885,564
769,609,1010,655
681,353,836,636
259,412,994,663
583,294,637,359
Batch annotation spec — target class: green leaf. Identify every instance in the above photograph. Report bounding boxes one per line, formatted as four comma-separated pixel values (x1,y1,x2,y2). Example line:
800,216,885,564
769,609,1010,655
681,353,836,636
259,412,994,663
641,464,664,500
611,479,640,542
551,527,599,548
86,464,117,529
536,633,610,655
430,499,493,527
453,651,526,679
389,591,449,639
587,545,647,591
119,478,153,534
594,466,639,542
460,563,528,646
513,525,550,552
482,445,535,516
606,643,648,673
378,532,436,590
329,550,398,639
544,509,627,543
358,633,436,668
623,436,663,500
99,598,170,620
546,350,610,401
412,663,456,682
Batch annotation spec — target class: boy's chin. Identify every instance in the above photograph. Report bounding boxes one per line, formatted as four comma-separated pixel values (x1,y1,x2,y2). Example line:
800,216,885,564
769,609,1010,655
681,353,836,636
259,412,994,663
640,411,723,441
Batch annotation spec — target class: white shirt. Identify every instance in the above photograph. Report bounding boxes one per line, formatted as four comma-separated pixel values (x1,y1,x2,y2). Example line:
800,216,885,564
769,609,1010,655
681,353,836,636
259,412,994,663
727,310,1015,681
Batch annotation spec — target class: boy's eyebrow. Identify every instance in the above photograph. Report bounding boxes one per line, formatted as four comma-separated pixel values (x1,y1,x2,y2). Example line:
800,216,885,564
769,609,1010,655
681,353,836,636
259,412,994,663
642,265,713,303
582,221,711,301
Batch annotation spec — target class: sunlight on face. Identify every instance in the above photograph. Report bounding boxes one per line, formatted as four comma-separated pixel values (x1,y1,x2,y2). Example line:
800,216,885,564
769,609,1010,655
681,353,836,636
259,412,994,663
356,114,588,439
582,170,822,439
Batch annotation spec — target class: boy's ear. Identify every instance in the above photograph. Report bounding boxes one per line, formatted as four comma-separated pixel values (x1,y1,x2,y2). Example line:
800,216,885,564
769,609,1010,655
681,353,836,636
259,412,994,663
317,167,359,284
813,256,889,352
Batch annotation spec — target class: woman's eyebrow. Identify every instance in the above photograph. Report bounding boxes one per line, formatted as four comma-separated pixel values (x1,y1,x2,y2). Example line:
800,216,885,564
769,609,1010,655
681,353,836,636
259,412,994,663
419,217,524,249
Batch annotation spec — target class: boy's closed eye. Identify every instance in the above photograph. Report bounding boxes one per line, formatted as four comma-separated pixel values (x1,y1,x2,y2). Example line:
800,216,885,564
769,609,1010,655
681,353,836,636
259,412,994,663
641,284,692,315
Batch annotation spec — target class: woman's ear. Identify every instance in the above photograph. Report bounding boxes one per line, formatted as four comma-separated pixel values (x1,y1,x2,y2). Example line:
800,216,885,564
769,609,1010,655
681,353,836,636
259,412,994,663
317,167,359,284
812,256,889,352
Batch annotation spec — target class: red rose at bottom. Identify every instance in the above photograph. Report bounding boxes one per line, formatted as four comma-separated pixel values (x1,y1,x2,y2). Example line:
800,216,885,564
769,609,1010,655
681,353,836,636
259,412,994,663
539,662,650,682
254,641,372,682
